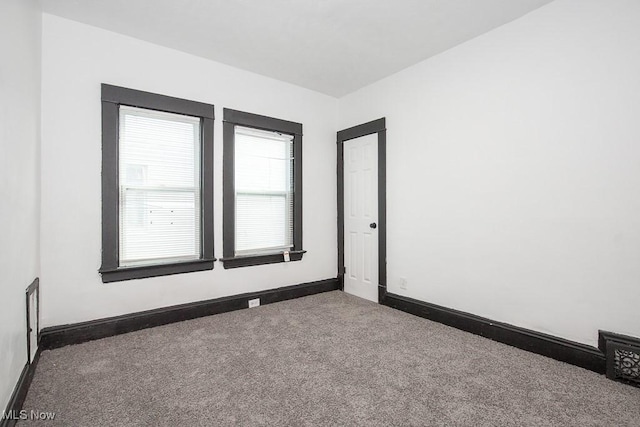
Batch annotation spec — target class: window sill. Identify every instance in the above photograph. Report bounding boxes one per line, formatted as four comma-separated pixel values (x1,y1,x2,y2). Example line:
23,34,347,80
220,250,306,269
99,258,216,283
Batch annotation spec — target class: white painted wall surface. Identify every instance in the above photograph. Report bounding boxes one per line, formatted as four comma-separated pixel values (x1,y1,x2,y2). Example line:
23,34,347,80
338,0,640,347
0,0,41,411
40,14,337,327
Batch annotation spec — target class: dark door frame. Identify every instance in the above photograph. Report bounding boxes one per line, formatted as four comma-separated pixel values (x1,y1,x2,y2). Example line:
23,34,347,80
337,118,387,302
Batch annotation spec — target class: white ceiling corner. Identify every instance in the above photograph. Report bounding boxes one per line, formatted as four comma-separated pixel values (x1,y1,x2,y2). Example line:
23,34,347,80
40,0,554,97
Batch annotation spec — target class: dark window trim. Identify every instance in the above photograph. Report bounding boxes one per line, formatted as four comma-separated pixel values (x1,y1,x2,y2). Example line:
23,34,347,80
222,108,303,269
101,84,215,119
337,118,387,301
101,259,215,283
220,250,307,269
100,84,215,282
223,109,302,136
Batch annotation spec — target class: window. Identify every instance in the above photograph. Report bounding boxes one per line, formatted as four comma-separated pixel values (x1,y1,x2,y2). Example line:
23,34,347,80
222,109,304,268
100,84,214,282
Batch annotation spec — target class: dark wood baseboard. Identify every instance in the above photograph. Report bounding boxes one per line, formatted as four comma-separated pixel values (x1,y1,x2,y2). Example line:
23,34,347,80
382,292,606,374
40,278,340,350
1,349,41,427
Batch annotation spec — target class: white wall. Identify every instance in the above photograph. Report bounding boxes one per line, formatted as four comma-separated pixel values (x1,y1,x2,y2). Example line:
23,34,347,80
40,14,338,327
338,0,640,347
0,0,41,411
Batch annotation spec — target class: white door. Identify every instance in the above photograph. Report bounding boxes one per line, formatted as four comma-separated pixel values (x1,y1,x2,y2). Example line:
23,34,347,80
344,133,378,302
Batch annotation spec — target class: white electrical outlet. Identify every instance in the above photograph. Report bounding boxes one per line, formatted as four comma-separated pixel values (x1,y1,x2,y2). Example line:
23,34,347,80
399,277,407,290
248,298,260,308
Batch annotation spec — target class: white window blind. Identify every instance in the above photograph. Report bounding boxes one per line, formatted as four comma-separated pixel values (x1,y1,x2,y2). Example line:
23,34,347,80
234,126,294,255
119,106,201,266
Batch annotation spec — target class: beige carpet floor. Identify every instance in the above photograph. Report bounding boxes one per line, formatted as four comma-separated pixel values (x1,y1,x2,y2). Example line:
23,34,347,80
20,291,640,426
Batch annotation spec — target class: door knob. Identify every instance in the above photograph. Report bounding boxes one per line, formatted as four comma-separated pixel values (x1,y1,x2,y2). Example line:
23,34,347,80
370,222,377,229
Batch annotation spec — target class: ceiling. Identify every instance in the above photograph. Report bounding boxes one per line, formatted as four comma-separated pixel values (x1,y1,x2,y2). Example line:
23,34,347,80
40,0,554,97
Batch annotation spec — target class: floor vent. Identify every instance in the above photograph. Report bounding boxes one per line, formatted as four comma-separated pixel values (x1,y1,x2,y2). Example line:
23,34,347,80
599,331,640,387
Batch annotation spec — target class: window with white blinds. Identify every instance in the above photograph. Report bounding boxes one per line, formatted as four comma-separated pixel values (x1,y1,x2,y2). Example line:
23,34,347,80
234,126,294,255
118,106,201,266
